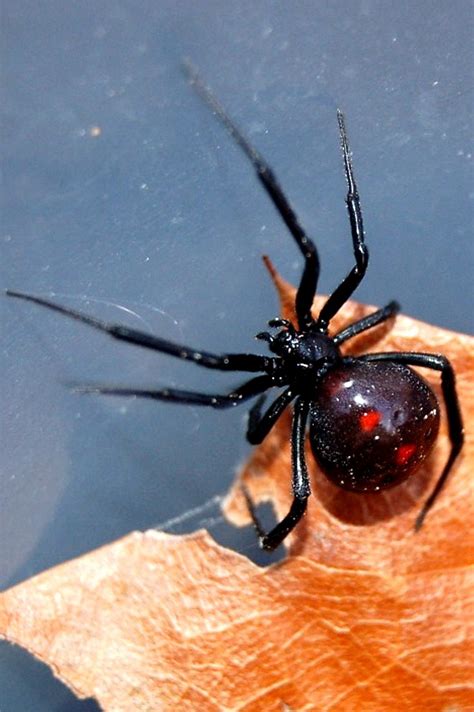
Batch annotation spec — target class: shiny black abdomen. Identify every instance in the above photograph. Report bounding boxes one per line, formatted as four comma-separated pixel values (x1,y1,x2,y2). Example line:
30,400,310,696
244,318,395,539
310,360,440,492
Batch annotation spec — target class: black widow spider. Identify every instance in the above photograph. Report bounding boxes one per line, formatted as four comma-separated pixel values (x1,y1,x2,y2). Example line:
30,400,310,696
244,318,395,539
7,65,464,551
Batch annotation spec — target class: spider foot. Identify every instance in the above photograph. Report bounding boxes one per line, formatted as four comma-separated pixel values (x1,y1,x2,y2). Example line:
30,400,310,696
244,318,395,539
241,485,266,537
240,485,308,552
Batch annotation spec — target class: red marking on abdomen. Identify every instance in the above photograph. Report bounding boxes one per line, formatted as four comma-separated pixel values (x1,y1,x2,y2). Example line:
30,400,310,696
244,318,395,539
396,443,417,465
360,410,381,432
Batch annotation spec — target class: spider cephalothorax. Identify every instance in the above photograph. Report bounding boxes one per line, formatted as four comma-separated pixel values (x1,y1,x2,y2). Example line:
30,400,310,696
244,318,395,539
7,64,463,551
262,324,340,386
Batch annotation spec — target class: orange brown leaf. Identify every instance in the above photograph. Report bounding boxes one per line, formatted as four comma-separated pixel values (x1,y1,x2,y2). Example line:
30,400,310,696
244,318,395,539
0,260,472,711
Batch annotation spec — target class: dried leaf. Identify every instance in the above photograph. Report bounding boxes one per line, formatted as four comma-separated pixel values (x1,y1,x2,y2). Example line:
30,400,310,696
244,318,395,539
1,260,472,711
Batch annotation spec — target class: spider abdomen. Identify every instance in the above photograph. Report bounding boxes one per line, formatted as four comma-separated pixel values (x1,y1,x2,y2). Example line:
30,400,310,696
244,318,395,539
309,361,440,492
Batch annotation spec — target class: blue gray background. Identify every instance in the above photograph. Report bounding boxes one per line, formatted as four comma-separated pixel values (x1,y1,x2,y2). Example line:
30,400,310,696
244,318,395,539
1,2,473,709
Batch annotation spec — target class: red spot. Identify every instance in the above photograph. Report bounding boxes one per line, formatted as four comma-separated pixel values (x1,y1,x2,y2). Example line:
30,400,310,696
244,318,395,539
396,444,417,466
360,410,381,432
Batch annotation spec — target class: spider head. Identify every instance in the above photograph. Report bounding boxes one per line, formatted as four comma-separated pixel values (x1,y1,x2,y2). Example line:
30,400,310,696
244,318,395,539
289,332,340,367
258,324,340,368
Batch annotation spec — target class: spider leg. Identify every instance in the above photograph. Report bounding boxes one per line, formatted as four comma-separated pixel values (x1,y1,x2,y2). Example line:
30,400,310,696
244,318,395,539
247,388,294,444
317,111,369,329
184,61,319,331
73,374,272,409
333,300,400,345
244,397,311,551
359,351,464,529
6,290,273,373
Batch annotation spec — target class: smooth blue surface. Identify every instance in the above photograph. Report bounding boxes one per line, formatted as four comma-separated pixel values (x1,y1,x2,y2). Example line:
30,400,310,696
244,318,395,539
1,2,473,708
